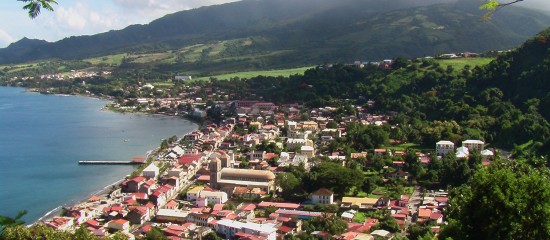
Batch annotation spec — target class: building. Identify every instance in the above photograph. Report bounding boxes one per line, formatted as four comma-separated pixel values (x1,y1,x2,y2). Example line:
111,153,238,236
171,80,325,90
142,163,159,179
216,219,277,240
341,197,379,209
310,188,334,204
436,140,455,156
286,138,314,151
300,146,315,158
210,159,276,193
107,219,130,232
175,75,192,81
187,186,205,201
198,190,228,206
462,140,484,152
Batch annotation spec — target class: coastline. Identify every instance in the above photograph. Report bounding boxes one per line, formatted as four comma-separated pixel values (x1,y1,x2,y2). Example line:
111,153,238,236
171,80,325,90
32,116,199,226
0,86,200,225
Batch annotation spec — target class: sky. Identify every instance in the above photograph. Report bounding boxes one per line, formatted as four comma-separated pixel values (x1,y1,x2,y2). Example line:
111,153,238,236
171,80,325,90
0,0,239,48
0,0,550,48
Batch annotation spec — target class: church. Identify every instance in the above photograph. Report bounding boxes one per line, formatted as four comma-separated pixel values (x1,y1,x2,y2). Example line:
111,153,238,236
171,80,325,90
209,150,276,194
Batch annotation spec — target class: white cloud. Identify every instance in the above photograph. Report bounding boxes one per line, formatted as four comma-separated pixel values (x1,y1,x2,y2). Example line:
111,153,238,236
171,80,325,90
54,6,87,30
0,29,15,46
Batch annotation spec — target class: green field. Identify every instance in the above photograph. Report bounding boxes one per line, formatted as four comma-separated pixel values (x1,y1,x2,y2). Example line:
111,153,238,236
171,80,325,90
84,53,127,66
195,66,314,81
435,57,494,70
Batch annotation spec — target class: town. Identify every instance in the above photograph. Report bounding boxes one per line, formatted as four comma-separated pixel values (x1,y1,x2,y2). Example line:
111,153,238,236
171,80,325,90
39,78,495,240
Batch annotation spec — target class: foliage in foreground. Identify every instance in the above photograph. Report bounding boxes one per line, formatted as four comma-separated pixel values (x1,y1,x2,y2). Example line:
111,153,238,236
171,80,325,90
440,160,550,240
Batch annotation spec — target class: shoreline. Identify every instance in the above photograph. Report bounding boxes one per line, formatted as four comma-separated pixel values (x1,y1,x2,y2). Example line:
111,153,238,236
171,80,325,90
5,87,202,225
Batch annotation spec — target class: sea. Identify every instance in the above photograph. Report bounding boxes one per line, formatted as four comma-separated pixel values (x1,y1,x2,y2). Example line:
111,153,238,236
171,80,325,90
0,87,197,223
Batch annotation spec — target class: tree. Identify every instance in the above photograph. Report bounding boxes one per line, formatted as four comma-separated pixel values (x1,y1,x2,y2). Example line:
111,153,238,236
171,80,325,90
0,210,27,234
440,160,550,240
145,227,168,240
480,0,526,19
275,173,301,199
19,0,57,18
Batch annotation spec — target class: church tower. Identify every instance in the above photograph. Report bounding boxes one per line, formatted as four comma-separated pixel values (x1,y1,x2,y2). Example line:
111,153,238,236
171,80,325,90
209,157,222,189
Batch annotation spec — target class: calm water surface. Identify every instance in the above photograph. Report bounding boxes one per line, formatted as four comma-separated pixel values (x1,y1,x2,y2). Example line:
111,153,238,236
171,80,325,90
0,87,197,222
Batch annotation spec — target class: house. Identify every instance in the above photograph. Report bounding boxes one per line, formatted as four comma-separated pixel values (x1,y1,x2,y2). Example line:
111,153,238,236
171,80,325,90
198,190,228,206
258,201,301,210
462,139,484,152
156,209,189,223
371,229,392,239
436,140,455,156
216,219,277,240
187,213,214,227
126,176,146,193
175,75,192,81
385,170,409,180
286,138,314,151
45,217,74,231
142,163,160,179
374,149,391,156
341,197,379,209
249,150,266,160
301,146,315,158
107,219,130,232
187,186,205,201
127,207,150,225
310,188,334,205
456,146,469,159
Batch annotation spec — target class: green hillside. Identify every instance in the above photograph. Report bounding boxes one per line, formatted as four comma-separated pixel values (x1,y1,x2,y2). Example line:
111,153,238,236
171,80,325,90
0,0,549,72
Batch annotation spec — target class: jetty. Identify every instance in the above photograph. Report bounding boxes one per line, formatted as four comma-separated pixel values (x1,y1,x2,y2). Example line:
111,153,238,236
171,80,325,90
78,158,146,165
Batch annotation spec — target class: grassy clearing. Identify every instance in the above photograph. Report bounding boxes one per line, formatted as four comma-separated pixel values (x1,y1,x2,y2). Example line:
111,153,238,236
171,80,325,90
195,66,313,81
152,81,175,87
435,57,494,70
84,53,127,66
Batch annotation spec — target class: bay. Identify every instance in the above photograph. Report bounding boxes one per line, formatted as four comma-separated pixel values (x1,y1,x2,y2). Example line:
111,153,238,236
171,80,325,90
0,87,197,223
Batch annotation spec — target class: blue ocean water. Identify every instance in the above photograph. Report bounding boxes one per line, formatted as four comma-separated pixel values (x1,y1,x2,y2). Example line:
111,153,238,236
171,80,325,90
0,87,197,223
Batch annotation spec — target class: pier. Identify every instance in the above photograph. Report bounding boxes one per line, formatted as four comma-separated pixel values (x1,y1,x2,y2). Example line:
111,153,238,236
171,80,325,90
78,159,145,165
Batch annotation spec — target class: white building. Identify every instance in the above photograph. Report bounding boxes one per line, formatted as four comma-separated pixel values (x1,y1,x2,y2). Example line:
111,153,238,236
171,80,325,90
456,146,469,159
286,138,313,151
198,190,228,205
216,219,277,240
300,146,315,158
142,163,159,179
310,188,334,204
462,140,484,152
436,140,455,156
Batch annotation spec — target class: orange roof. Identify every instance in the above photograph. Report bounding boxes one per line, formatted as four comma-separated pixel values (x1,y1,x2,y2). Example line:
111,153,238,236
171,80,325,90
418,208,432,218
88,196,101,202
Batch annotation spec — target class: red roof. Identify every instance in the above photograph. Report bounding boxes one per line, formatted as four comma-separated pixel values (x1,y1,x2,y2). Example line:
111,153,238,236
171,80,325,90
110,219,128,225
278,225,293,233
178,154,202,164
132,158,146,163
430,212,443,220
85,219,100,228
391,213,407,220
131,176,146,183
418,208,432,218
197,175,210,182
213,204,224,211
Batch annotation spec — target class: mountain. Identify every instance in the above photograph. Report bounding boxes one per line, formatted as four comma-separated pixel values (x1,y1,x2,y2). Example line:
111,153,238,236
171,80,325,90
1,0,550,65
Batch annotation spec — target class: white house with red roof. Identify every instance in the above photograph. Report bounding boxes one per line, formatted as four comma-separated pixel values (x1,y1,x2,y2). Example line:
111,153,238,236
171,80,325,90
310,188,334,205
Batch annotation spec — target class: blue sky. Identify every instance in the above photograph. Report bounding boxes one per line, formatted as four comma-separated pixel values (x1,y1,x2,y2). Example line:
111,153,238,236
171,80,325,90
0,0,238,47
0,0,549,48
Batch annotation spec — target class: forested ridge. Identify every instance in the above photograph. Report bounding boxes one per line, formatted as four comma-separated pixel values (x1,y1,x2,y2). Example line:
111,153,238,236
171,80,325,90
206,28,550,157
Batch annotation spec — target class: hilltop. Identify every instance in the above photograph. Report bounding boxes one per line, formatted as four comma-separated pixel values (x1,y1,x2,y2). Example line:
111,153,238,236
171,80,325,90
0,0,549,72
